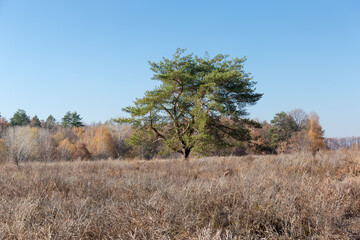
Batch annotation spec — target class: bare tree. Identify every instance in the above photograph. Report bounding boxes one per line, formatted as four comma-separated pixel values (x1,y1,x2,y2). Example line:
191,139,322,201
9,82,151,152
106,122,133,158
37,128,56,162
3,126,39,164
0,139,8,163
288,108,309,130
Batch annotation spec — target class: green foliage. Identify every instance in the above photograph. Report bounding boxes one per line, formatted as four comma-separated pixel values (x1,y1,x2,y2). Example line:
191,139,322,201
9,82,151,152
30,115,42,127
9,109,30,126
268,112,299,150
116,49,262,159
127,129,162,159
44,115,57,129
62,111,83,127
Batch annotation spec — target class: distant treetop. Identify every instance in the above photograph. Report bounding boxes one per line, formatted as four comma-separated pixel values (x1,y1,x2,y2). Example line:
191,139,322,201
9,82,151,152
10,109,30,126
44,115,57,129
30,115,41,128
62,111,84,127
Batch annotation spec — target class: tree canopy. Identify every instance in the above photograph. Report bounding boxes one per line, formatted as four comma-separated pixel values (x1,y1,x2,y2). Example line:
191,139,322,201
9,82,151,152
62,111,83,127
116,49,262,159
9,109,30,126
307,112,325,157
268,112,299,149
44,115,57,129
30,115,41,127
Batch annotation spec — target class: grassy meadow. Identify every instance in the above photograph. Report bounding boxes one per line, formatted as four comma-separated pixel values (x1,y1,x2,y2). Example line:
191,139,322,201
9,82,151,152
1,150,360,239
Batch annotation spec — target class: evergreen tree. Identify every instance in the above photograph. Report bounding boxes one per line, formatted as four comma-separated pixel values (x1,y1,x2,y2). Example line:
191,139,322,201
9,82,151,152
268,112,299,150
44,115,57,129
30,115,42,127
62,111,83,127
9,109,30,126
116,49,262,159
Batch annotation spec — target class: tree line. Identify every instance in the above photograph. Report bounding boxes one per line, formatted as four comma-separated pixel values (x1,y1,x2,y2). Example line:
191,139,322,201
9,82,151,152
326,137,360,150
1,109,83,128
0,110,132,164
0,49,330,163
0,107,326,164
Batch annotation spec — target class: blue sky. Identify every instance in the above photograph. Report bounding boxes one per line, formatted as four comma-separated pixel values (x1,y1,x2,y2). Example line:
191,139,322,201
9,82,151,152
0,0,359,137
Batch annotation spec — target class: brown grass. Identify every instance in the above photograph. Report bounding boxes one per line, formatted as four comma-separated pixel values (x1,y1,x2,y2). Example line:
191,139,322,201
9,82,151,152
1,150,360,239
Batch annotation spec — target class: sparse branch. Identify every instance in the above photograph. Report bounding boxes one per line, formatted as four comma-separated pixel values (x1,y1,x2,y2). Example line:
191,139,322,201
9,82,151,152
149,111,166,140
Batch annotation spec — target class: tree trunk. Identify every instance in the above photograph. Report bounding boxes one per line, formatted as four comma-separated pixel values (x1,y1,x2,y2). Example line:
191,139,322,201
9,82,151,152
184,148,191,160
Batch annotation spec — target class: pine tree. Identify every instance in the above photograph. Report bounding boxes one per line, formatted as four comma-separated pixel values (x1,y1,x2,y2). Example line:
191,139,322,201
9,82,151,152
116,49,262,159
30,115,42,128
9,109,30,126
62,111,83,127
268,112,299,151
44,115,57,129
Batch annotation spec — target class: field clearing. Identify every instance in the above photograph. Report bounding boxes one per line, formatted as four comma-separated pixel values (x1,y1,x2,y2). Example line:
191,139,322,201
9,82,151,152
1,151,360,239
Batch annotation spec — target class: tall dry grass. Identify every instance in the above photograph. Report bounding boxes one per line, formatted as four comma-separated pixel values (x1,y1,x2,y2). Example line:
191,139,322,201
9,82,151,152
1,150,360,239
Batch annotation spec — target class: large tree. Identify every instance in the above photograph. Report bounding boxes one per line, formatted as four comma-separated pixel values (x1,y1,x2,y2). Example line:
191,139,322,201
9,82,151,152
116,49,262,159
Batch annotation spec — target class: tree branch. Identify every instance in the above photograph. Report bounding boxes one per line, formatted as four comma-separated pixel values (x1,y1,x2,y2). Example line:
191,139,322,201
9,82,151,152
149,111,166,140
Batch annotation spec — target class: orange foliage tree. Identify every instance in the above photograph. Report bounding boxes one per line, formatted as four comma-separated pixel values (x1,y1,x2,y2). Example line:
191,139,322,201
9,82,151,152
57,138,76,160
88,126,116,159
307,112,325,157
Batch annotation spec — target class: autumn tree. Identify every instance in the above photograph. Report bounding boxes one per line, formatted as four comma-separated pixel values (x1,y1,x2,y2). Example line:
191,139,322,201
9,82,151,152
10,109,30,126
0,117,9,136
3,126,39,164
116,49,262,159
0,139,8,162
37,128,57,161
57,138,76,160
72,126,85,139
307,112,325,157
106,122,133,158
88,126,116,159
249,121,273,154
52,131,66,146
287,131,311,153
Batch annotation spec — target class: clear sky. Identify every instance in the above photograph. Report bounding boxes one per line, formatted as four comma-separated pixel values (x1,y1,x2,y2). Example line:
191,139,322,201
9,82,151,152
0,0,359,137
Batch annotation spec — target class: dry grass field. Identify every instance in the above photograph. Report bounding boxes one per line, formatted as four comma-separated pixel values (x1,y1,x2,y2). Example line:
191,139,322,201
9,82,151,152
1,150,360,239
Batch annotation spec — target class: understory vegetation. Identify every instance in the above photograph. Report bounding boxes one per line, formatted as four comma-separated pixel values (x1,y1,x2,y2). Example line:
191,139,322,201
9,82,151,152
0,108,327,163
1,149,360,239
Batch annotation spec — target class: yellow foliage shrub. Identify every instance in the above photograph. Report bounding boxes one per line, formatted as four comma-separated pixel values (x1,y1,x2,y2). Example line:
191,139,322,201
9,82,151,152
88,126,116,159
